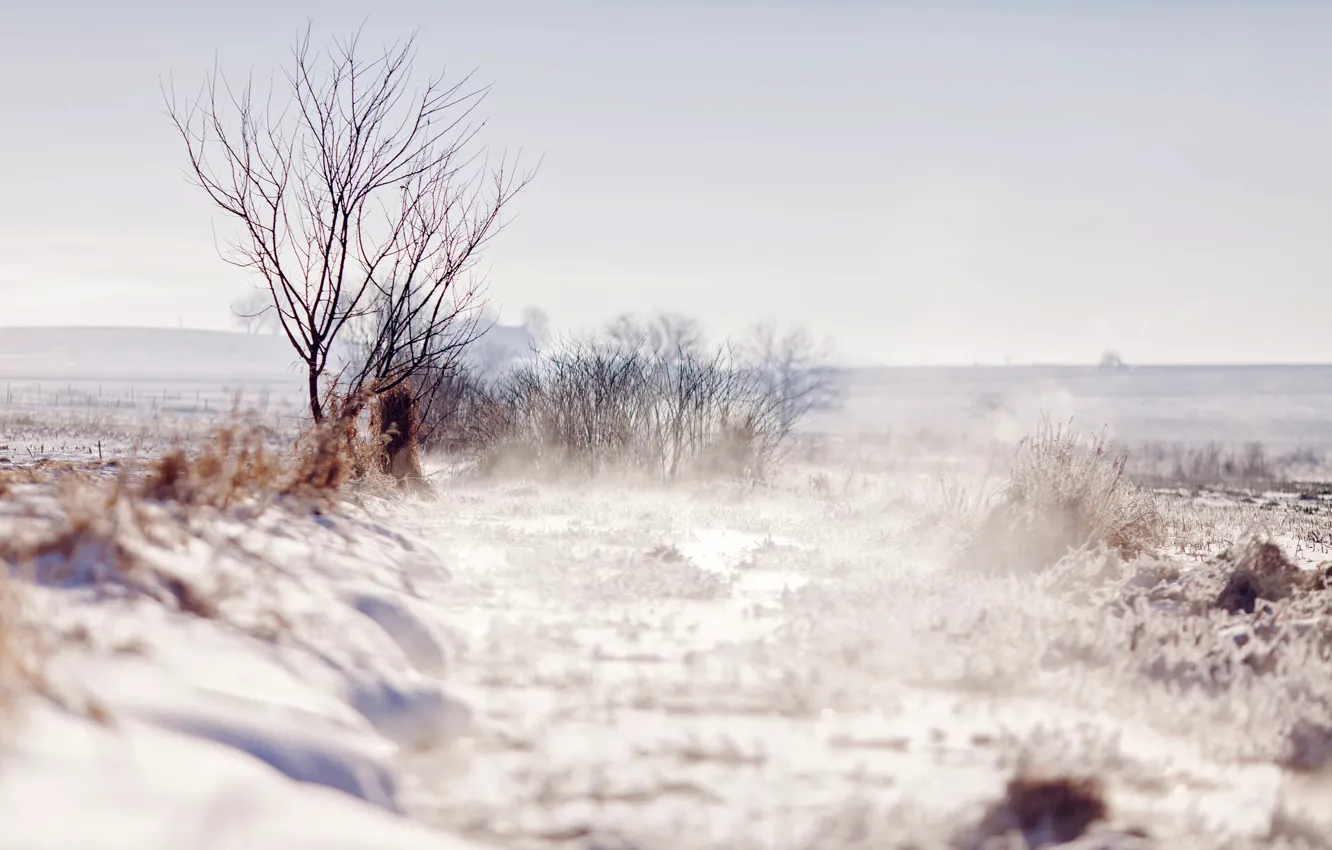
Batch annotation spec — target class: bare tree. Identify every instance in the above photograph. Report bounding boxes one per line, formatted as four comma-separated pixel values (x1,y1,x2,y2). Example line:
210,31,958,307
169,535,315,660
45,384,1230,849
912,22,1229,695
605,312,707,362
737,321,839,435
519,305,551,349
230,289,279,335
166,25,533,423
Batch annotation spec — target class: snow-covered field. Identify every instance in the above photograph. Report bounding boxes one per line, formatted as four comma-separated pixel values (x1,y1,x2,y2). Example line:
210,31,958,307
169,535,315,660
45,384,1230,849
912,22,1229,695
3,331,1332,849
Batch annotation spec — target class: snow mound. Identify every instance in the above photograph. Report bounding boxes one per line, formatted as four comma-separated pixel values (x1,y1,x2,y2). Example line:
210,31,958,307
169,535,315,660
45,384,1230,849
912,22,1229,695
345,667,474,753
0,489,478,845
0,705,490,850
350,591,449,675
136,700,402,811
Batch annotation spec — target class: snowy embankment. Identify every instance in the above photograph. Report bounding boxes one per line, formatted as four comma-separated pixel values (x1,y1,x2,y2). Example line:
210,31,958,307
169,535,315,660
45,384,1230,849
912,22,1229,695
0,484,481,849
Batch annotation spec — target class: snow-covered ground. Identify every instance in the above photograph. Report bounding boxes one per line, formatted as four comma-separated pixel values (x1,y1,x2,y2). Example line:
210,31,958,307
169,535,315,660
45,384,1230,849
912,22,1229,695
4,340,1332,848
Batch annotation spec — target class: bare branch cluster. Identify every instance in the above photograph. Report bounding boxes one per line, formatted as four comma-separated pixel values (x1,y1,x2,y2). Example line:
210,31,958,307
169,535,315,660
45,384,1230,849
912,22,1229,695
414,313,839,481
165,25,533,422
736,320,841,433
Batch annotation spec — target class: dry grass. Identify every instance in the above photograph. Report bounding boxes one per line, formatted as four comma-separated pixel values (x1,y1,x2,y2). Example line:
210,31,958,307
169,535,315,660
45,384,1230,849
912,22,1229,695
0,408,412,760
1126,440,1332,488
0,476,220,619
1028,532,1332,777
0,564,62,748
965,419,1163,572
140,425,283,508
138,411,402,508
0,414,392,629
0,459,116,498
0,566,26,740
286,418,358,499
0,466,47,498
1165,441,1274,484
912,465,1001,537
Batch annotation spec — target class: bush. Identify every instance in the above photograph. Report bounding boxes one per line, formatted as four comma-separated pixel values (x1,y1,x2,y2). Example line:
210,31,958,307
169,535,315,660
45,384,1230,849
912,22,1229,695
966,419,1163,571
436,334,797,481
408,360,505,458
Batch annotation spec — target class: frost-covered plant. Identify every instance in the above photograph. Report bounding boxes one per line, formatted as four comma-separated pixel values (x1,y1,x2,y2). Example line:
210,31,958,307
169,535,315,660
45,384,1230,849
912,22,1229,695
968,419,1163,571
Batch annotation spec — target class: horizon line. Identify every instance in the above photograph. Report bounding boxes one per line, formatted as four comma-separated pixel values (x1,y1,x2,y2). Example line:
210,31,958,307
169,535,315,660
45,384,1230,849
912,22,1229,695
3,325,1332,370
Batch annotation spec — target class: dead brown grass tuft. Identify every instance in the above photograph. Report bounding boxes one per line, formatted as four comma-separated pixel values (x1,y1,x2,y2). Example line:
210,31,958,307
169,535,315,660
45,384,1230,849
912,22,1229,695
285,389,404,498
133,410,401,508
285,418,355,499
1214,535,1308,614
966,420,1163,572
966,774,1110,848
0,477,221,620
140,426,282,509
0,405,408,634
0,466,48,498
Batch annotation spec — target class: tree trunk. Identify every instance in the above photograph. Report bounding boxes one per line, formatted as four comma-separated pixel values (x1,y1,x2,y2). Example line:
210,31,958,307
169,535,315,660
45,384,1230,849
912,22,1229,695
374,385,429,494
307,365,324,423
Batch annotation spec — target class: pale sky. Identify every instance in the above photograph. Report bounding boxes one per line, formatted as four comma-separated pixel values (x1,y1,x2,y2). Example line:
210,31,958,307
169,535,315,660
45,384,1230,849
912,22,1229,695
2,1,1331,365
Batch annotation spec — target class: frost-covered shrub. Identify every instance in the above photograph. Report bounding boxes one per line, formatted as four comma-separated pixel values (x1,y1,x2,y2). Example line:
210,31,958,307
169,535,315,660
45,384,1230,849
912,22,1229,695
967,419,1162,572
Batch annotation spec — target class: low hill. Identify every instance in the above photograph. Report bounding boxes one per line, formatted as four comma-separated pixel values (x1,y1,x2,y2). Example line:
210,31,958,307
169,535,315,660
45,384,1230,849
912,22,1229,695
0,324,538,384
0,327,299,382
